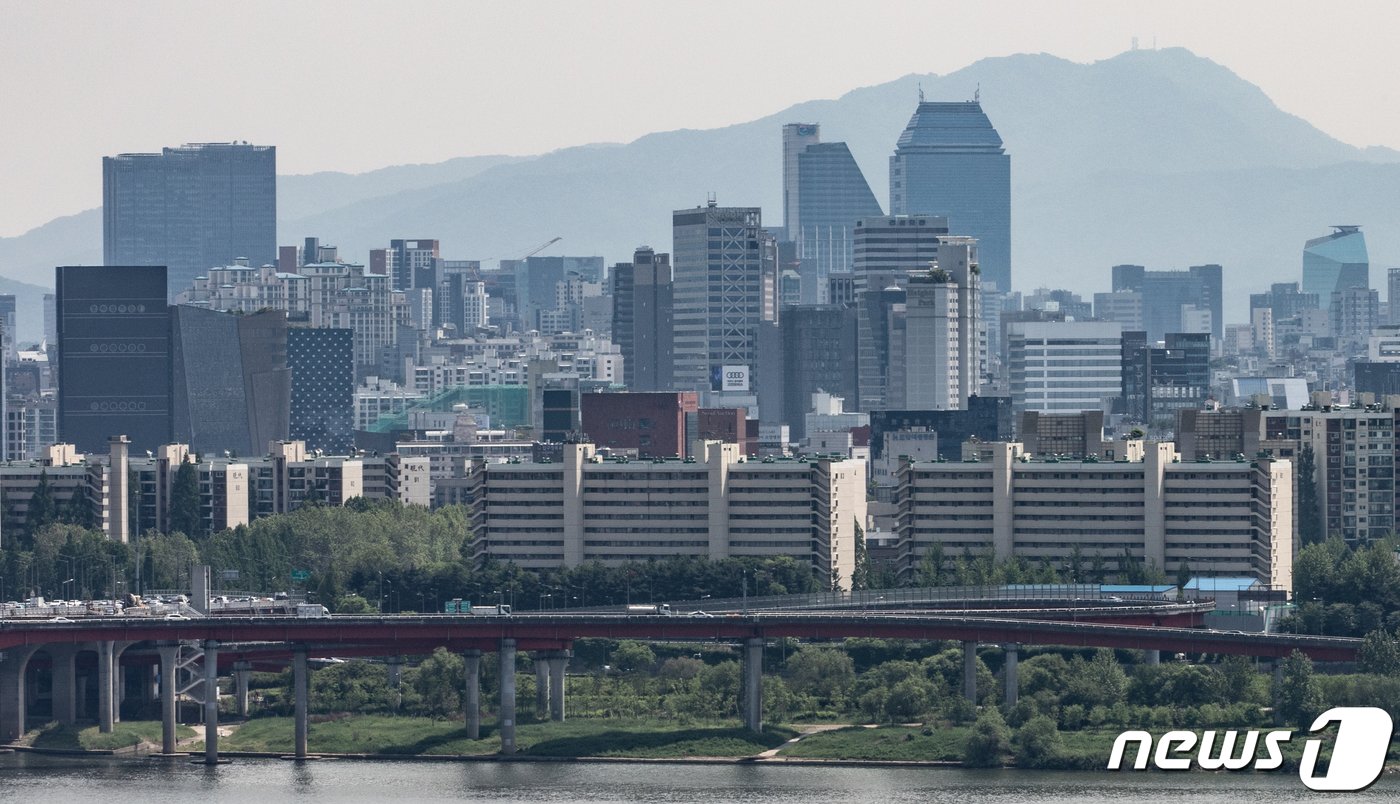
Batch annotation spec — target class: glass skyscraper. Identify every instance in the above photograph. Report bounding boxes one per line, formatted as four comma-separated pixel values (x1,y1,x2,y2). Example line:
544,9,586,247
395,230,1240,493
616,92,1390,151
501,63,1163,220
1302,225,1368,302
889,101,1011,295
781,123,884,305
55,265,172,453
671,201,765,392
103,142,276,299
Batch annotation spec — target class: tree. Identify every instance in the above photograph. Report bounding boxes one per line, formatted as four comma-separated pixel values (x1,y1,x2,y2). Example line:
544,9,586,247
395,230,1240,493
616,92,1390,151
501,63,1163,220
25,470,56,536
851,519,870,591
1358,629,1400,676
1274,650,1324,727
609,641,656,673
918,543,946,587
167,461,201,536
786,648,855,704
963,705,1011,767
1014,715,1064,768
1297,445,1322,545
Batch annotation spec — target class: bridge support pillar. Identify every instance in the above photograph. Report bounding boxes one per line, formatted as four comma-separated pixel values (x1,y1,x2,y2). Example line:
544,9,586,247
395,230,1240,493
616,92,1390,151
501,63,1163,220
111,642,133,724
158,642,179,754
49,646,78,724
534,654,549,717
1143,649,1160,666
463,649,482,739
548,651,569,722
202,640,220,765
233,661,251,717
293,647,309,759
743,637,763,733
962,641,978,703
1003,644,1019,707
498,639,517,754
0,646,38,743
97,641,115,733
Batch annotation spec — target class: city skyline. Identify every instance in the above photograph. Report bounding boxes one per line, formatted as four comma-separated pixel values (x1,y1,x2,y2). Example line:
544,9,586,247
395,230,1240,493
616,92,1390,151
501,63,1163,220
3,0,1400,237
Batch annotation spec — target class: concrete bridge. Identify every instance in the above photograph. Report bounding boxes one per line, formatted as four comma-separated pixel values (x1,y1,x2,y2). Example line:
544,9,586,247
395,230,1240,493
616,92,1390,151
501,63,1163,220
0,611,1359,763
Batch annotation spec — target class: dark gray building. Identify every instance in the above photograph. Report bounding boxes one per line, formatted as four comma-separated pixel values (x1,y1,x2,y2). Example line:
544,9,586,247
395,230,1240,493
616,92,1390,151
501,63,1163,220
1111,264,1223,343
1120,331,1212,426
612,246,674,391
868,396,1014,460
288,327,354,454
774,305,858,441
103,142,276,299
56,265,172,453
171,306,290,456
890,101,1011,295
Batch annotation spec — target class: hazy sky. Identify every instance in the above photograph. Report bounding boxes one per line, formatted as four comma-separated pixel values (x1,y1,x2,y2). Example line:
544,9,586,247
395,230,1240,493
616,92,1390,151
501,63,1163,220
2,0,1398,237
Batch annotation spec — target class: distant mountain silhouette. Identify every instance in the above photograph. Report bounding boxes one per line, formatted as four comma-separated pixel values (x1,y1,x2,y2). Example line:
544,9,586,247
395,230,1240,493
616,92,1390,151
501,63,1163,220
1,47,1396,339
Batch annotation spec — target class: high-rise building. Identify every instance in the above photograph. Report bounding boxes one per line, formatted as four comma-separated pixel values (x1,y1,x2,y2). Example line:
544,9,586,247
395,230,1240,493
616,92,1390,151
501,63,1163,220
852,215,949,411
170,307,290,456
0,294,15,361
56,266,172,453
103,142,276,298
1111,263,1223,342
1389,269,1400,326
1120,331,1212,426
782,123,884,304
1007,320,1122,414
671,201,764,392
766,305,858,441
612,246,674,391
1302,225,1368,303
781,122,821,240
889,100,1011,294
902,237,982,410
1250,282,1320,321
1331,286,1380,354
288,327,354,454
387,239,441,292
1094,290,1145,331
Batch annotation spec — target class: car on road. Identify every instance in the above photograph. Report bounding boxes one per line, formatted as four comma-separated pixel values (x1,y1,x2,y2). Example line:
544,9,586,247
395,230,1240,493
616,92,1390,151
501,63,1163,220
688,610,715,618
48,616,73,623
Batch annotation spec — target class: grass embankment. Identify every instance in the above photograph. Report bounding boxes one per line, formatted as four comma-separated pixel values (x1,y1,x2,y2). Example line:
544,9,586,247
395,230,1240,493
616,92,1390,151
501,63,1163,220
781,726,969,762
217,715,794,758
29,721,196,751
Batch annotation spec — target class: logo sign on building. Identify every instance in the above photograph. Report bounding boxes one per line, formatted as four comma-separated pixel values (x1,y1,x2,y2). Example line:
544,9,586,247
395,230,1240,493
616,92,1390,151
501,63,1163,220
721,365,750,392
290,570,311,582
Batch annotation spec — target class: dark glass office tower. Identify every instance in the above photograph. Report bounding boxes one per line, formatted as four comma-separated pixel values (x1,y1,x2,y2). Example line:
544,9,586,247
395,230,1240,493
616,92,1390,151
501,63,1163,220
671,202,764,391
171,306,290,455
56,265,171,453
288,327,354,454
1111,263,1223,343
612,246,674,391
103,142,276,299
890,101,1011,294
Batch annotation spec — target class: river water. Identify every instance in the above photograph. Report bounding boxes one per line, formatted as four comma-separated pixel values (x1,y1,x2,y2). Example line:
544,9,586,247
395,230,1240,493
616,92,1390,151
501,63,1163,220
1,753,1398,802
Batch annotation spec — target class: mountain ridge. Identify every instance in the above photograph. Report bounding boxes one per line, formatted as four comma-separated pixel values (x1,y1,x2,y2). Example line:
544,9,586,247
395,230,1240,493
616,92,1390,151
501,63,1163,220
1,47,1395,339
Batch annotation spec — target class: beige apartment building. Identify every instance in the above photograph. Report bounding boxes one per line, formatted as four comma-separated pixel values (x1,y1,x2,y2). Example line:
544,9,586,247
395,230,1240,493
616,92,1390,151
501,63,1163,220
468,441,866,589
894,441,1293,590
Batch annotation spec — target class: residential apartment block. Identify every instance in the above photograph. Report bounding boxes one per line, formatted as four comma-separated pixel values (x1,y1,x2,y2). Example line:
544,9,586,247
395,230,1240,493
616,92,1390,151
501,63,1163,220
467,441,866,588
894,441,1293,589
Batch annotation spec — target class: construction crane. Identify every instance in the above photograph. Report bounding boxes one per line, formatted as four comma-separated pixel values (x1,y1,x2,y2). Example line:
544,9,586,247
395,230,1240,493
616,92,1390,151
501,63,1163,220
491,236,561,264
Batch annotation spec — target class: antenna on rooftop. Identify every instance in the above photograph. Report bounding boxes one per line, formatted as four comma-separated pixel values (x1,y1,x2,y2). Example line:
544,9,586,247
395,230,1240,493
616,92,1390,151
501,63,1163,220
918,82,924,103
974,83,980,103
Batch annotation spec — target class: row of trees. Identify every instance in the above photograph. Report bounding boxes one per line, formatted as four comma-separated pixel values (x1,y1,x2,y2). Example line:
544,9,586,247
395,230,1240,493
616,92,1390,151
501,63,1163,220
1278,536,1400,637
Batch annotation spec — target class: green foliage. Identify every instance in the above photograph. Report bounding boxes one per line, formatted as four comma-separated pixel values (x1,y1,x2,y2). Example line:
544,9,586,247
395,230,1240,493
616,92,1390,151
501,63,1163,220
25,470,56,537
333,594,375,614
1061,650,1127,709
1297,445,1322,545
786,648,855,706
1274,650,1324,728
1279,538,1400,636
962,705,1010,767
1014,715,1064,768
305,661,393,714
610,641,656,673
167,461,202,536
1359,629,1400,675
406,648,464,718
